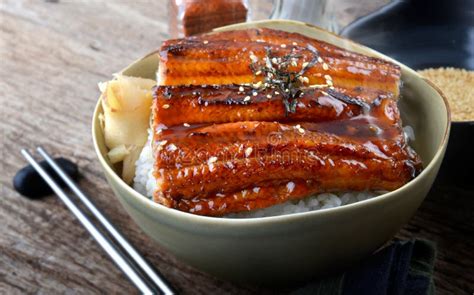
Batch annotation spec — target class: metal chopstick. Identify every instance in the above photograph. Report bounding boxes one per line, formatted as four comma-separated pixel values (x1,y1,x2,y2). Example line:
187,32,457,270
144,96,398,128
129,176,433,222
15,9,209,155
36,147,174,294
21,149,154,294
21,148,174,294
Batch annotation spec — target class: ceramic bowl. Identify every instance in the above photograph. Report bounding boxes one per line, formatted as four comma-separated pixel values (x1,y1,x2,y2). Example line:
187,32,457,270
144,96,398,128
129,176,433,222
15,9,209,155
340,0,473,189
92,20,450,284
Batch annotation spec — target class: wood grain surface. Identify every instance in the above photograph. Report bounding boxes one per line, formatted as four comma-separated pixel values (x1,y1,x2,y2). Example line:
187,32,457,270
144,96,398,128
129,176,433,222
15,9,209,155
1,1,473,294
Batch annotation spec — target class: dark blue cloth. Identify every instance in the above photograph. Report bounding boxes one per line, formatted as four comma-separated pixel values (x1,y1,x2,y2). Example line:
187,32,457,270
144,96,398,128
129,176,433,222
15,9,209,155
292,239,436,295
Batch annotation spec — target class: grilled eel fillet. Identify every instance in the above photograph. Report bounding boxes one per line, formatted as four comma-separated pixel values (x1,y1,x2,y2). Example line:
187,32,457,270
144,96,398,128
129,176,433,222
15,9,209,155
154,85,396,126
151,28,421,216
158,28,401,97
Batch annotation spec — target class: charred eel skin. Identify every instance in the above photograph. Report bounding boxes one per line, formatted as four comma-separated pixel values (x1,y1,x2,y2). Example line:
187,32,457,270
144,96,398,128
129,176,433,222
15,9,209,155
158,28,401,96
151,28,421,216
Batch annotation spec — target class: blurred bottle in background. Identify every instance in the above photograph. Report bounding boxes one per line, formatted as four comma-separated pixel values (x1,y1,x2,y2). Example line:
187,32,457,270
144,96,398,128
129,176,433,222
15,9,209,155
270,0,336,31
169,0,249,37
269,0,388,33
169,0,388,37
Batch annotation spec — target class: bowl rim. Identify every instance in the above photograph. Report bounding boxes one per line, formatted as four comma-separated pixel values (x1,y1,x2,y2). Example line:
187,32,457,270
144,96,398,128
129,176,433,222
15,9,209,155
92,19,451,227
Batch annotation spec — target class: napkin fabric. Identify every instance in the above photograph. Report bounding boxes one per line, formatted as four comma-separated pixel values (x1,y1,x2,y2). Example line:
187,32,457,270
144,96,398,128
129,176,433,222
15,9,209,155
292,239,436,295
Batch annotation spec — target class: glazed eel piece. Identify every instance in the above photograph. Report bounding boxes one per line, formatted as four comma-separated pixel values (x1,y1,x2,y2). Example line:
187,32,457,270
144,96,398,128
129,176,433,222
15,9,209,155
152,119,422,215
151,28,420,216
154,85,396,126
158,28,401,97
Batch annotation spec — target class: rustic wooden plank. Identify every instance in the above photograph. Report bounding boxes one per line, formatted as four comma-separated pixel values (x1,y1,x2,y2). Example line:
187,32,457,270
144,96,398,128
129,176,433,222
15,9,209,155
397,184,474,294
1,0,472,294
0,1,262,294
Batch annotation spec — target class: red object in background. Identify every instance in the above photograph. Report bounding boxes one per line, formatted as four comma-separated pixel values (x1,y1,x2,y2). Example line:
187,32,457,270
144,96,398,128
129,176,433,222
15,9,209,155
169,0,248,37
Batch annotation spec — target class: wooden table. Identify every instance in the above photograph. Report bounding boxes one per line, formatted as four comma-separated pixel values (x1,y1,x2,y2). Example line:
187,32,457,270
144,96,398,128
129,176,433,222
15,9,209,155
1,1,473,294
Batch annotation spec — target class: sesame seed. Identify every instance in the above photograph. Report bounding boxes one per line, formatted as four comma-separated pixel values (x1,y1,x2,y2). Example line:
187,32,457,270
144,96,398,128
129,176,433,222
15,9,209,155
266,94,272,98
291,61,297,67
167,143,178,152
275,91,280,95
292,42,298,46
208,163,215,172
286,181,295,193
253,81,262,88
302,76,309,83
280,44,287,48
295,124,305,134
225,161,234,169
249,52,258,62
162,104,170,109
183,123,190,127
323,63,329,70
252,91,257,96
159,140,168,146
244,96,251,101
368,125,379,133
208,156,218,163
245,147,253,157
322,91,329,96
309,84,327,88
324,74,332,80
255,70,261,75
302,62,309,68
203,40,208,44
238,86,244,92
317,57,324,63
326,80,333,86
272,57,278,64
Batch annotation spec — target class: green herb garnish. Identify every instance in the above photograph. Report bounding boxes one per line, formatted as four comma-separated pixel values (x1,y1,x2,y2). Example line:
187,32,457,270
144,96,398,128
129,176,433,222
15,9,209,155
249,46,319,115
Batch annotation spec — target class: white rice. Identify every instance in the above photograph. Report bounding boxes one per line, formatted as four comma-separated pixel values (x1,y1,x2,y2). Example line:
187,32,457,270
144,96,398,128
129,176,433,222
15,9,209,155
226,191,381,218
133,126,414,218
133,130,157,198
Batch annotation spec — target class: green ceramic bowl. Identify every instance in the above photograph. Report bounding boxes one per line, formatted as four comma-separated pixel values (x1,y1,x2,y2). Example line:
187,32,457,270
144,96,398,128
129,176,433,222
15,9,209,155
92,20,450,284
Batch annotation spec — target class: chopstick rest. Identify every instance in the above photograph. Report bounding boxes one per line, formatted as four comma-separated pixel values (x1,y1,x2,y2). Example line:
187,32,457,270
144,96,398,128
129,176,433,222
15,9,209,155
13,157,79,198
